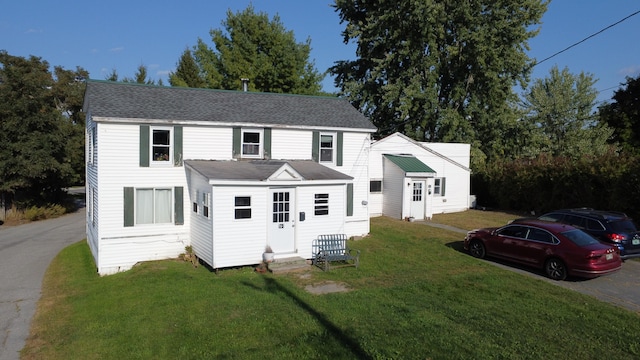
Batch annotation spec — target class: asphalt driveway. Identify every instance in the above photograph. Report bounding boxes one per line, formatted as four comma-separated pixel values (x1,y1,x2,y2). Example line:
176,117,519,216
0,208,86,360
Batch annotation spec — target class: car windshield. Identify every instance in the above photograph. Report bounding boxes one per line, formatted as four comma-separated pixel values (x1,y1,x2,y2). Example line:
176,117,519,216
561,229,600,246
608,220,638,233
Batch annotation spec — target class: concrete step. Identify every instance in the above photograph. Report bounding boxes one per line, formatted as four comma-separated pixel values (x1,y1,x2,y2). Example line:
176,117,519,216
268,257,310,274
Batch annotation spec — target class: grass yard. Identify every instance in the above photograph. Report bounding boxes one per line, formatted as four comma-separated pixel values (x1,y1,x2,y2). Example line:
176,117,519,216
431,209,525,231
23,216,640,359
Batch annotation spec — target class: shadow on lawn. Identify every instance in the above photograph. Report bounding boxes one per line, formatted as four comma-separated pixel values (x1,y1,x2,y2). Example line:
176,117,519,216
242,277,372,360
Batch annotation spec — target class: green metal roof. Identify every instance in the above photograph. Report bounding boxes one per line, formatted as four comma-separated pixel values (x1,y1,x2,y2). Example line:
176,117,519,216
384,154,436,174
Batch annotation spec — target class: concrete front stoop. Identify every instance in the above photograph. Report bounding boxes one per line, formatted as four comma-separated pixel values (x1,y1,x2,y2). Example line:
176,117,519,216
268,257,310,274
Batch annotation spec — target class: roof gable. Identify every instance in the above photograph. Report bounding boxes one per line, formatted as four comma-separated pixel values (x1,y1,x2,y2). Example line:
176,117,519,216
83,80,376,131
373,132,470,172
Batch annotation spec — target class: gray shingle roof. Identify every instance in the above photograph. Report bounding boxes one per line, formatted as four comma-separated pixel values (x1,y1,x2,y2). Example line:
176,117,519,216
83,80,376,130
185,160,353,181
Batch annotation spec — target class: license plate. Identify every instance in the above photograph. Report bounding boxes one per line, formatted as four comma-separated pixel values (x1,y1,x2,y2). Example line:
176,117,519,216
633,239,640,245
606,253,613,260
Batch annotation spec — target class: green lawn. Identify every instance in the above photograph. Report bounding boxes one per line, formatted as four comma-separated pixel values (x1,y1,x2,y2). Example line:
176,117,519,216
23,216,640,359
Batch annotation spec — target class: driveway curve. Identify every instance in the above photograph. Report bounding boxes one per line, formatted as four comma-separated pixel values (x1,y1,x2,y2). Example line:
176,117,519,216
0,208,86,360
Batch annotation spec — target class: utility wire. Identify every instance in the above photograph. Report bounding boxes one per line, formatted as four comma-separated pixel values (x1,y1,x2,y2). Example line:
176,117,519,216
532,9,640,68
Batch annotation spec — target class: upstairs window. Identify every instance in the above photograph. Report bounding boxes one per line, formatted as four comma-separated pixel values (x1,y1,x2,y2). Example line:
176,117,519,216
152,127,172,163
320,134,334,163
241,129,262,158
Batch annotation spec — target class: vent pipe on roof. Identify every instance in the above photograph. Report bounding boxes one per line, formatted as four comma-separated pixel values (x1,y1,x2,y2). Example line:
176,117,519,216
241,78,249,92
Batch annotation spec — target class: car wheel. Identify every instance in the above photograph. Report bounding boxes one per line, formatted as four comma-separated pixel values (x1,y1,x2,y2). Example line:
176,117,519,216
469,239,486,259
544,258,567,281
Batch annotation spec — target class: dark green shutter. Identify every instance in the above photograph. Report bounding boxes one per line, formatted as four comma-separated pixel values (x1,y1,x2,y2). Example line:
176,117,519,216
264,128,271,159
337,132,344,166
441,178,446,196
174,126,183,166
124,187,134,227
175,186,184,225
232,127,241,158
312,131,319,162
140,125,149,167
347,183,354,217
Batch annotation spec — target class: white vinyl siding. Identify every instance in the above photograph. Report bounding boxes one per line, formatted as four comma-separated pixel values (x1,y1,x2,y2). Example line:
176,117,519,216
90,121,190,275
183,126,232,160
270,129,311,160
212,186,268,268
381,157,405,219
370,133,471,216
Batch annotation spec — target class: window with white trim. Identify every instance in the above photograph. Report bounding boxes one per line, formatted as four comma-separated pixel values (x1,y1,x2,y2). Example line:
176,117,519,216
241,129,262,158
314,194,329,216
319,133,335,163
151,127,172,163
88,126,97,164
136,188,173,224
235,196,252,219
202,192,210,218
434,178,445,196
370,180,382,193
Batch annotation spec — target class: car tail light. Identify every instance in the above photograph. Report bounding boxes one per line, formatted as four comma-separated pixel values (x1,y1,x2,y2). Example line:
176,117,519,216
607,233,625,243
586,252,602,260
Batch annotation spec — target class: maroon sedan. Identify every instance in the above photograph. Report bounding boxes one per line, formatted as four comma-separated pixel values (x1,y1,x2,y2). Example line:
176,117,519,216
463,220,622,280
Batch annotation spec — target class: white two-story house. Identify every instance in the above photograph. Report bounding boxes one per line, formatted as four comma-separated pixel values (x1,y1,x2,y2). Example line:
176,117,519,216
83,80,376,275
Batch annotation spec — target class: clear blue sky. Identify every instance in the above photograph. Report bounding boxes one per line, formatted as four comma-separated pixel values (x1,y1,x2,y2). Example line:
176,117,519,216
2,1,639,104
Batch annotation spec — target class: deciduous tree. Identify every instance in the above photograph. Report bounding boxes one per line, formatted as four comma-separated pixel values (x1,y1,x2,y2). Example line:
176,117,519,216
330,0,548,164
521,65,614,158
599,75,640,154
0,51,75,208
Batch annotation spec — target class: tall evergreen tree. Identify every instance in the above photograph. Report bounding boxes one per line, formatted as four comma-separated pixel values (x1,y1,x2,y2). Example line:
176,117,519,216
105,69,119,81
123,64,159,85
190,5,324,94
0,51,75,207
330,0,547,163
169,48,205,88
599,75,640,154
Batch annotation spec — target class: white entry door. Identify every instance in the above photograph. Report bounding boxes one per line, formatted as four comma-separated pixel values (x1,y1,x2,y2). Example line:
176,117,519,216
410,180,426,219
269,188,295,253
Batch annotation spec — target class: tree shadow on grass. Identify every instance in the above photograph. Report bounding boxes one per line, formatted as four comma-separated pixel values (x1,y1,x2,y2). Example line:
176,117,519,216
242,277,372,359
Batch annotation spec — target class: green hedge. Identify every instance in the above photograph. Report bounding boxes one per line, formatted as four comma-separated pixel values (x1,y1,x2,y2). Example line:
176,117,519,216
472,152,640,220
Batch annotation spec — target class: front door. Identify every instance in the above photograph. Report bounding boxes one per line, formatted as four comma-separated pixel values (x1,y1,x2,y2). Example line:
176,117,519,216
269,188,295,253
410,180,426,219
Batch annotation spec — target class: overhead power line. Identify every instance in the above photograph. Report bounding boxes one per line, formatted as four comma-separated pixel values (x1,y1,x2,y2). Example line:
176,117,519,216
533,9,640,68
